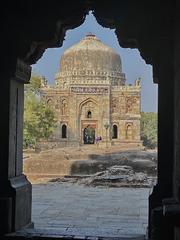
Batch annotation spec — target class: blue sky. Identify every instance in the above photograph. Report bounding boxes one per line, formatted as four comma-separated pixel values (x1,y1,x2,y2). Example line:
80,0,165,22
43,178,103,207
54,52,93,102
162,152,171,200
32,13,157,112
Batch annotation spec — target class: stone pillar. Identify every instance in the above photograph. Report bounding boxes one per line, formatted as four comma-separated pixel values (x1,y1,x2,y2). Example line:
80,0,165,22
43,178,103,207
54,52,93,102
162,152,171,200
148,42,174,239
0,59,32,235
172,7,180,238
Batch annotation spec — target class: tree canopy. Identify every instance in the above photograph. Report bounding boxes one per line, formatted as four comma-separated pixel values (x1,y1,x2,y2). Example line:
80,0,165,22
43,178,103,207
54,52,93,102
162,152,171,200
23,74,57,148
140,112,157,148
24,74,42,94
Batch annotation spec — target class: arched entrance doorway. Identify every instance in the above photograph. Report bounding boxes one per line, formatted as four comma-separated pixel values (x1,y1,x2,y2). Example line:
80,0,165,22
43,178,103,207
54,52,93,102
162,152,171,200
83,125,95,144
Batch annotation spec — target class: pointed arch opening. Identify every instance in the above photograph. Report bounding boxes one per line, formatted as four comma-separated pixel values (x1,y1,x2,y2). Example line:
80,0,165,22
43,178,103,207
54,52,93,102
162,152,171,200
62,124,67,138
19,7,157,239
112,124,118,139
126,124,133,140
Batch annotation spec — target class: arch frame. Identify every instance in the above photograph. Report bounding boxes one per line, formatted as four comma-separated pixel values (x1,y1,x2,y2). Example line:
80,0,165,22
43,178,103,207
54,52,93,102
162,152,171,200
125,122,134,141
79,97,98,112
0,1,175,239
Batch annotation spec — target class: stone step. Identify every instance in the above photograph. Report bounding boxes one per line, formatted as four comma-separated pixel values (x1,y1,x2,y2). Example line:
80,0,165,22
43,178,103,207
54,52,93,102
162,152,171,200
5,228,146,240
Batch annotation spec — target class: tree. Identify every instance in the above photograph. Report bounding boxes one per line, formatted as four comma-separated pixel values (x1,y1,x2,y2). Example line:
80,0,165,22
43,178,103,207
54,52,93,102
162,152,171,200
23,74,57,148
24,74,42,94
140,112,157,148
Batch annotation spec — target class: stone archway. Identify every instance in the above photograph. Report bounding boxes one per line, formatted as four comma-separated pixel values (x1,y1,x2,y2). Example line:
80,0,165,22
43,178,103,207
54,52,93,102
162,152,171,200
0,2,176,240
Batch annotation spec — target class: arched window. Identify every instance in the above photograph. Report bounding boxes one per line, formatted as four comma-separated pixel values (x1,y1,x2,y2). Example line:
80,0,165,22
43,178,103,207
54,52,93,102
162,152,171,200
87,111,92,118
63,82,67,88
62,124,67,138
112,125,118,139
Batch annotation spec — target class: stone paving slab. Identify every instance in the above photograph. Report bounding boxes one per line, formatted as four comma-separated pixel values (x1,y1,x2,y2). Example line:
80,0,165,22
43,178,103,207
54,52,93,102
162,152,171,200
32,182,151,239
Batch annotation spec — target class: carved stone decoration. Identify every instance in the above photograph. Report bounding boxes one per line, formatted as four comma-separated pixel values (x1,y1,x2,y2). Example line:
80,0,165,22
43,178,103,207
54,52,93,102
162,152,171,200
85,101,94,109
125,97,138,114
112,98,118,113
61,98,68,115
71,86,109,94
80,100,96,118
54,98,60,110
126,98,133,113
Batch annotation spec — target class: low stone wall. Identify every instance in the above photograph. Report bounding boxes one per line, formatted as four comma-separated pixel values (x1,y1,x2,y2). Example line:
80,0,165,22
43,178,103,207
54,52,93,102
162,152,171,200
24,159,73,176
23,148,157,180
36,141,80,150
37,141,142,150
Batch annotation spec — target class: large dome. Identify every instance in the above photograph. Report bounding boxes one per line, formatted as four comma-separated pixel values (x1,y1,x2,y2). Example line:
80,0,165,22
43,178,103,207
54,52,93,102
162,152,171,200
55,34,126,87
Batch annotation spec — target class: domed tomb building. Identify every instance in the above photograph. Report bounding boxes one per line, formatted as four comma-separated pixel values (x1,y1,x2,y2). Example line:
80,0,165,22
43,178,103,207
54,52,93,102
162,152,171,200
40,34,141,148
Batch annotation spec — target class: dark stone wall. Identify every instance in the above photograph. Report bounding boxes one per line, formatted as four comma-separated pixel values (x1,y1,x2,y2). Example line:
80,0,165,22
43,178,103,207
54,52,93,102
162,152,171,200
0,1,178,239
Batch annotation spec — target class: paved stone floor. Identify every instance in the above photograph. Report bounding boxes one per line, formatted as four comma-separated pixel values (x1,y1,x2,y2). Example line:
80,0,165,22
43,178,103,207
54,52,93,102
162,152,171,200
32,182,151,239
